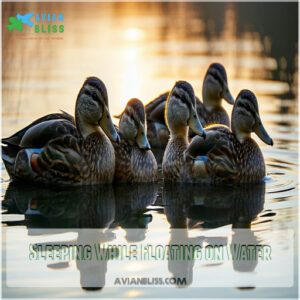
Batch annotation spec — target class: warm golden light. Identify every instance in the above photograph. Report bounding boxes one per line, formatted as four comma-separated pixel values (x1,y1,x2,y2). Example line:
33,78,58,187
1,2,298,295
121,44,142,104
123,27,145,41
121,64,140,103
125,289,143,297
124,47,139,61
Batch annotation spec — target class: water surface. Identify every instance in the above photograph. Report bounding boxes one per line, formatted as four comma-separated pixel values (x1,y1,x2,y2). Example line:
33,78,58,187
2,2,298,298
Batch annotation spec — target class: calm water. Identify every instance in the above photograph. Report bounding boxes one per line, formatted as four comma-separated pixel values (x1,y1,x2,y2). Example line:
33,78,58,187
1,2,298,298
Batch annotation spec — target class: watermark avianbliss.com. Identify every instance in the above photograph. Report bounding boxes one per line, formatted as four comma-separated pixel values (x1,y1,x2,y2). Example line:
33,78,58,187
114,277,187,286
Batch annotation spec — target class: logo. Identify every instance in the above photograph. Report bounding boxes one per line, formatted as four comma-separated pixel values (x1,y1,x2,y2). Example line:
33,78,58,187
7,12,64,33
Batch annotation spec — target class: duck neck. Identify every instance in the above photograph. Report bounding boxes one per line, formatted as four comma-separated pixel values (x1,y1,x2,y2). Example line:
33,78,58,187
170,126,188,141
231,121,251,144
233,131,251,144
118,124,133,145
202,87,221,112
75,111,101,139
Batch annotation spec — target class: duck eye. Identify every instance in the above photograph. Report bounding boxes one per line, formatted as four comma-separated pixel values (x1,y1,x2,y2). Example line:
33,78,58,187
91,92,98,101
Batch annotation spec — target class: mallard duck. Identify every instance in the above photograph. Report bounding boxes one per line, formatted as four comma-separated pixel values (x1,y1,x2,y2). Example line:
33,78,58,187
162,80,206,182
113,98,158,182
146,63,234,148
184,89,273,184
1,77,119,186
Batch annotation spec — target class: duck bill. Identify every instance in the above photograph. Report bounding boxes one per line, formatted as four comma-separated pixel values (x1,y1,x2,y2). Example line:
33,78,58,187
223,87,235,105
188,111,206,138
99,106,120,143
136,125,151,150
253,120,273,146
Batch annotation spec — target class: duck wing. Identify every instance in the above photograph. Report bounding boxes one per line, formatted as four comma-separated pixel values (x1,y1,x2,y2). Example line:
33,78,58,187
186,125,230,158
19,118,77,148
186,126,239,181
205,127,239,180
2,112,77,179
145,91,169,123
33,134,86,184
207,144,239,178
2,111,75,147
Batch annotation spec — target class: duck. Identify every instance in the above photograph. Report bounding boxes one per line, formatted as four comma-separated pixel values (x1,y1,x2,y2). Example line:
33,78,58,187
184,89,274,184
146,63,234,148
113,98,158,182
162,80,206,182
1,77,120,186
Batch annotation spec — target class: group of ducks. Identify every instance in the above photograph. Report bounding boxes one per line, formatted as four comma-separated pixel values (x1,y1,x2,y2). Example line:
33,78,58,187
2,63,273,186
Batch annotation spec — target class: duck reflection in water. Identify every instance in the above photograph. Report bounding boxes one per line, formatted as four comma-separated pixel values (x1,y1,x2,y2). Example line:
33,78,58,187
3,182,158,289
163,183,203,287
112,182,158,242
188,183,268,276
3,182,117,290
3,181,272,289
3,182,115,229
163,182,268,287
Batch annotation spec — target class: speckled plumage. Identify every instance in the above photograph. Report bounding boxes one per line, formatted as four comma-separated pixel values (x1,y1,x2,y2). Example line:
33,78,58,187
146,96,230,140
113,99,158,183
145,63,233,148
162,136,194,182
196,99,230,127
8,127,115,186
22,131,116,185
2,77,118,186
185,90,273,184
114,139,157,183
162,81,205,182
200,125,265,184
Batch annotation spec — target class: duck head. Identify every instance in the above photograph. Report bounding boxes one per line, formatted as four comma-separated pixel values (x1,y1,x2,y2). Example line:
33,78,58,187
119,98,151,150
165,81,206,138
202,63,234,110
75,77,119,142
231,89,273,146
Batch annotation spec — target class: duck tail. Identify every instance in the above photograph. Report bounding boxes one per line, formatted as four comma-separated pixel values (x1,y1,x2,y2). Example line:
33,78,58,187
1,141,42,180
1,143,21,178
2,130,26,147
8,148,42,181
